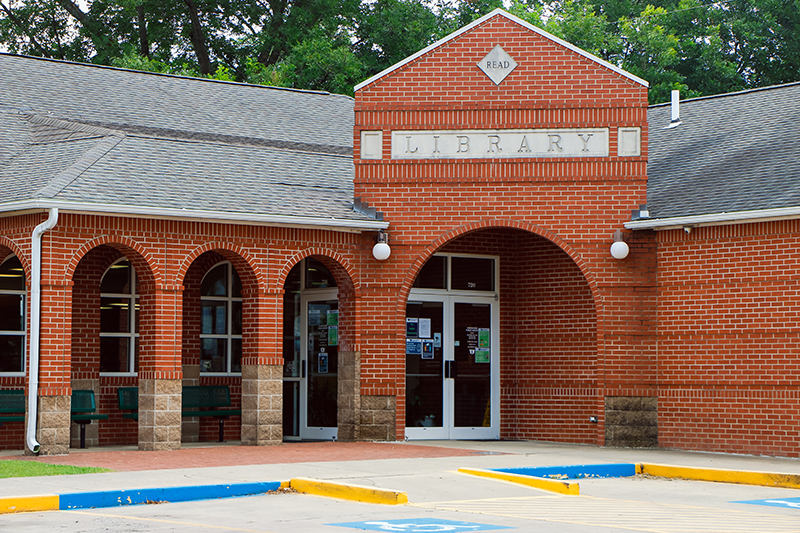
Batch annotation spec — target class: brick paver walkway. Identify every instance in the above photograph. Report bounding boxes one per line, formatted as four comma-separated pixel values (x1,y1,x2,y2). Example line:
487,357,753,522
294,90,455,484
10,442,482,472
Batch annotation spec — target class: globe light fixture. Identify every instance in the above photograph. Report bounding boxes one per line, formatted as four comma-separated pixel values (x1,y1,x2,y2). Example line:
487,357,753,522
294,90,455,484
373,230,391,260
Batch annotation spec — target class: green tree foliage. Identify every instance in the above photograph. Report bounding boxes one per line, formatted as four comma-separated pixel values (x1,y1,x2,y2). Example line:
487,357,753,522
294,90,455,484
1,0,799,100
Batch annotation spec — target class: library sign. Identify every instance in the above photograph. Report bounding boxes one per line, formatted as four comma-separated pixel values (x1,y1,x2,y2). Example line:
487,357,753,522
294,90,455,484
391,129,609,159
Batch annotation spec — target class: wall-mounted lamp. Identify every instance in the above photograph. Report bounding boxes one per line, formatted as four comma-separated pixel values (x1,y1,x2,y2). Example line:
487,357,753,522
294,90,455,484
372,230,391,260
610,229,629,260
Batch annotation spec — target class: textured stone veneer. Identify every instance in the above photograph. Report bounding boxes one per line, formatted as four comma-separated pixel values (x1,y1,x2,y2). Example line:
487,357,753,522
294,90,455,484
240,364,282,445
138,379,182,451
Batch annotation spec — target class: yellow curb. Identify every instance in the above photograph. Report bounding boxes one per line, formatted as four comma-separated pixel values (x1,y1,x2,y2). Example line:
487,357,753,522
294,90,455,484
639,463,800,489
289,477,408,505
0,495,59,514
458,467,580,495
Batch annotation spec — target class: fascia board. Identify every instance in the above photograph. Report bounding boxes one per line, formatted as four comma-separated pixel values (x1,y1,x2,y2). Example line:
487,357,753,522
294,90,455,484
0,199,388,233
625,206,800,231
354,8,648,92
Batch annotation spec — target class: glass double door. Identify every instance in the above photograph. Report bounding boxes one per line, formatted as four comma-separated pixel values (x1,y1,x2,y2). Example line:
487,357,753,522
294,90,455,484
405,295,499,440
284,289,338,441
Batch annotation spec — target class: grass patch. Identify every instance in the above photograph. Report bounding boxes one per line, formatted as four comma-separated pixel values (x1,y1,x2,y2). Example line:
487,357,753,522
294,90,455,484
0,460,112,478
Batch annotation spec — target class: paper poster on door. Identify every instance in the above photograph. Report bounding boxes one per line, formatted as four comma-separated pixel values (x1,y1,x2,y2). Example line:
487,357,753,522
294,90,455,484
328,325,338,346
478,328,490,348
418,318,431,338
309,309,321,326
406,338,422,355
475,349,490,363
406,318,419,338
318,353,328,373
327,310,338,326
422,340,434,359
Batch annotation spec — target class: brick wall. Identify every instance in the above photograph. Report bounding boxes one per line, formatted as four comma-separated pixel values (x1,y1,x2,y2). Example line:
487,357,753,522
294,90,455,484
656,222,800,457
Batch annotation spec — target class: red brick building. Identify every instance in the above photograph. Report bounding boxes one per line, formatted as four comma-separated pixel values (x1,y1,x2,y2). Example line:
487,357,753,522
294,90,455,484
1,9,798,457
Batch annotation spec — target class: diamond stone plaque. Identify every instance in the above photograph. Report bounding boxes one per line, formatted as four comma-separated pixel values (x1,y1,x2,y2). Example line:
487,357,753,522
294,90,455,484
477,45,518,85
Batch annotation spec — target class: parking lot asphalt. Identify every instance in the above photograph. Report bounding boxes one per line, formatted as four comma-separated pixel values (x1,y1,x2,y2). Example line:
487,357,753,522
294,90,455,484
2,440,800,532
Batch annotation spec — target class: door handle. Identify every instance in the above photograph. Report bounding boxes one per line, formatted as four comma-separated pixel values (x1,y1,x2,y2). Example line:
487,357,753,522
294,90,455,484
301,360,306,378
445,360,457,379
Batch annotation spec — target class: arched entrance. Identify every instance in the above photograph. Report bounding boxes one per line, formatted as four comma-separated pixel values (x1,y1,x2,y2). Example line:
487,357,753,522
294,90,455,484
404,228,598,443
282,257,341,440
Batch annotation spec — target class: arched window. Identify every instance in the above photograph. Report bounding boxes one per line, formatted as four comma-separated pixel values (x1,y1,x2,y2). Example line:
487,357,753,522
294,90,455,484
100,259,139,374
0,255,25,374
200,262,242,374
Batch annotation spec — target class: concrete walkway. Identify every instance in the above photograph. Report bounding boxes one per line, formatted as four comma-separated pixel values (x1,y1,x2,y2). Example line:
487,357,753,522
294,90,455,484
2,440,800,532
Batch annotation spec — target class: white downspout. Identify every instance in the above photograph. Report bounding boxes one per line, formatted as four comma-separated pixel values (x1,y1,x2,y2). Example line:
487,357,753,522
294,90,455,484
27,208,59,454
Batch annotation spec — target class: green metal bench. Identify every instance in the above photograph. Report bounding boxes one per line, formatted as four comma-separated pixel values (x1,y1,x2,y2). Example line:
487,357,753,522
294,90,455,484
71,390,109,449
117,385,240,442
0,389,25,427
182,386,241,443
117,387,139,420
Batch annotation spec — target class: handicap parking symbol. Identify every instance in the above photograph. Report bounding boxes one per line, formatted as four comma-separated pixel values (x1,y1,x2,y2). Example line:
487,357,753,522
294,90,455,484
328,518,514,532
735,497,800,509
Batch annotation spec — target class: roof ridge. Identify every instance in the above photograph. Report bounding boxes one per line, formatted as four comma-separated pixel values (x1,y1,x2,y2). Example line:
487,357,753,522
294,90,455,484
26,114,117,142
71,120,354,156
649,80,800,108
33,133,125,199
0,52,353,100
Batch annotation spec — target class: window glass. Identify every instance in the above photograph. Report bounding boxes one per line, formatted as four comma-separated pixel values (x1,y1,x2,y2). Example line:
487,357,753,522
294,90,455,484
413,256,447,289
0,255,25,373
202,301,227,335
305,258,337,289
0,336,23,373
451,257,494,291
100,259,138,374
0,294,24,331
0,256,24,291
199,262,243,374
201,264,228,296
100,337,129,373
283,264,302,378
100,297,130,333
101,260,132,294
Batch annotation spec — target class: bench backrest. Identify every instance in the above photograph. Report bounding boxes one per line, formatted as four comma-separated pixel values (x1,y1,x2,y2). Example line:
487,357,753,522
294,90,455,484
71,390,98,413
183,385,231,409
0,390,25,414
117,387,139,411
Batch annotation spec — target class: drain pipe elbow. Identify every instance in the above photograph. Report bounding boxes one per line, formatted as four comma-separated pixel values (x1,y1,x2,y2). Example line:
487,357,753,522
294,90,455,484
27,208,59,454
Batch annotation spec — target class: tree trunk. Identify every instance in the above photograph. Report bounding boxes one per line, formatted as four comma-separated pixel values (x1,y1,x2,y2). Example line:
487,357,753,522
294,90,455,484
184,0,212,75
137,5,149,57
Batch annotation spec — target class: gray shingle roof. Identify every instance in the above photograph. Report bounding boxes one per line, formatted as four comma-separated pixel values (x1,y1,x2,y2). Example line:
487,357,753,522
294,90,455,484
647,82,800,220
0,54,380,227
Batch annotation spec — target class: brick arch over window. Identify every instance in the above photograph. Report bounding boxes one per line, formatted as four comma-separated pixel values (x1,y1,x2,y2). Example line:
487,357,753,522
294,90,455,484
276,248,359,295
399,219,602,318
177,243,261,296
0,238,29,279
66,236,160,290
280,249,359,353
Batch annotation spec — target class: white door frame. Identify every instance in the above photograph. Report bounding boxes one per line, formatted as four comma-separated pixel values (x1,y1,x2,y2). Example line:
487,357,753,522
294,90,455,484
300,288,339,440
405,254,500,441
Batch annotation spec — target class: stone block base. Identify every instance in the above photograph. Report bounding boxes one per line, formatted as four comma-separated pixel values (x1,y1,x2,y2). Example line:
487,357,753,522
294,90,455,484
605,396,658,448
138,379,182,451
36,395,71,456
241,364,282,446
359,395,396,441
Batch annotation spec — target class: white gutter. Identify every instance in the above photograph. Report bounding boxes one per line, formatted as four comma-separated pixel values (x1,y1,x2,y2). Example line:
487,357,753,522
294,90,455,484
0,199,388,232
26,208,59,454
625,206,800,231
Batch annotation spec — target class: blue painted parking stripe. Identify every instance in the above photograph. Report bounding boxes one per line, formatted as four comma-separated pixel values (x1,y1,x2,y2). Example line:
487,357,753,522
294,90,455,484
493,463,637,479
734,497,800,509
59,481,283,510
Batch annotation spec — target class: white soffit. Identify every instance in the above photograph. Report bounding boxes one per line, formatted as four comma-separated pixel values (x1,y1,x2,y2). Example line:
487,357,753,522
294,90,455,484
354,8,649,92
625,206,800,231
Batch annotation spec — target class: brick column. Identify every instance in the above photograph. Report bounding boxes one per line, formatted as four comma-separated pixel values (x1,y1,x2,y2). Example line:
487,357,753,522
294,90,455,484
31,282,73,456
137,286,183,450
337,350,361,441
